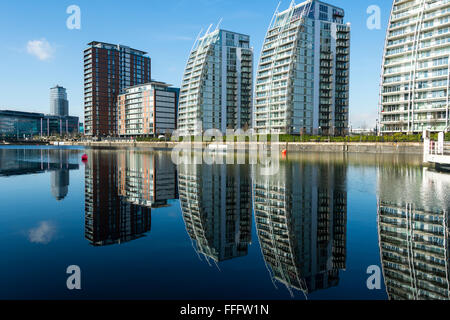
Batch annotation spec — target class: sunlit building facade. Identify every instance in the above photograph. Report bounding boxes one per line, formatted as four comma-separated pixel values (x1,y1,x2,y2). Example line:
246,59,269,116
178,29,253,135
254,0,350,136
50,85,69,117
380,0,450,134
118,82,178,137
84,41,151,136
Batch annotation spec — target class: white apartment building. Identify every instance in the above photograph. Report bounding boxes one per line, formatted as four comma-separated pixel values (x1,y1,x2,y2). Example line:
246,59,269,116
117,82,178,137
254,0,350,136
380,0,450,134
178,29,253,136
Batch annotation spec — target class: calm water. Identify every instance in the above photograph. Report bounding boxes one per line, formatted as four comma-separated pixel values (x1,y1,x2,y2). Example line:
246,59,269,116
0,146,448,300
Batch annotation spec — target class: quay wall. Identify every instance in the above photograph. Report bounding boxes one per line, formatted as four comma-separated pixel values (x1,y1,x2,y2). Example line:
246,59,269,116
64,141,424,155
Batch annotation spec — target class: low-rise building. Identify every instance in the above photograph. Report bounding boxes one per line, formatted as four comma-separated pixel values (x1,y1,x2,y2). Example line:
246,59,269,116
0,110,79,138
118,82,179,137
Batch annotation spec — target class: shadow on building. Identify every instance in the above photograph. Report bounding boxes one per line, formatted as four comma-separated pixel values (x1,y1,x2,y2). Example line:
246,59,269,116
252,160,347,297
378,165,450,300
178,163,252,265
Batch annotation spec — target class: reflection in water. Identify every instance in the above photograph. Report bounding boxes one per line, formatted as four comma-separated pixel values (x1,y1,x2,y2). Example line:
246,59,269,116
378,166,450,300
252,161,347,297
84,150,178,246
0,148,79,200
118,151,178,208
178,164,252,264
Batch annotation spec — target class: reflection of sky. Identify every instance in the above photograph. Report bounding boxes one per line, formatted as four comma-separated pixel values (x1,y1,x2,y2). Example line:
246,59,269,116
28,221,56,244
0,149,427,300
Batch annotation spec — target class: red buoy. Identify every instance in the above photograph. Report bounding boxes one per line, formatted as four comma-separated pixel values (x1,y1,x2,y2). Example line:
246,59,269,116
81,154,88,162
282,149,287,156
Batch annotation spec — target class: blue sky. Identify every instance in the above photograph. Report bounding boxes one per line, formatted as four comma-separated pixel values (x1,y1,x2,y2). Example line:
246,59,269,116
0,0,392,128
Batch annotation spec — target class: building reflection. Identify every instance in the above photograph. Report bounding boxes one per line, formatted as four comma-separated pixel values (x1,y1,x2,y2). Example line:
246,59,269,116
118,151,178,208
378,166,450,300
252,161,347,296
84,150,178,246
0,148,79,200
178,164,252,263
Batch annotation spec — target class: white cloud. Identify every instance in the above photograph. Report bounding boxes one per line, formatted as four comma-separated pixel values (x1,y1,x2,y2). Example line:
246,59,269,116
26,39,54,61
28,221,56,244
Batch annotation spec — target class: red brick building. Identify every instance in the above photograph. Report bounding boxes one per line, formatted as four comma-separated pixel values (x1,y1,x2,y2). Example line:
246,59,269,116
84,42,151,136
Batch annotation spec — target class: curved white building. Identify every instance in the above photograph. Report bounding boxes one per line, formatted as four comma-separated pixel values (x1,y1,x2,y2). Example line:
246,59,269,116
254,0,350,136
380,0,450,134
178,29,253,136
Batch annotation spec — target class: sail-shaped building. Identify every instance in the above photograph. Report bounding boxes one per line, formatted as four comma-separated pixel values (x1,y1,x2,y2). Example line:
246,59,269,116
380,0,450,134
254,0,350,136
178,28,253,136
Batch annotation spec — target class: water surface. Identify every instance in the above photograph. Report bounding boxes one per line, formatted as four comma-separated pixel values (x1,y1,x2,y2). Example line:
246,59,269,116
0,146,447,300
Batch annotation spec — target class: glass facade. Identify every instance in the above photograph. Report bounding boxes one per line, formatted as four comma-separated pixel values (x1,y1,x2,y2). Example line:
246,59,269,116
0,110,79,138
50,85,69,117
380,0,450,134
178,29,253,135
255,0,350,136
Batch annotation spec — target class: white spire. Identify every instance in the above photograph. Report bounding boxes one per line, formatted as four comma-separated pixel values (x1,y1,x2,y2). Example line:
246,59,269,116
204,23,213,37
215,18,223,31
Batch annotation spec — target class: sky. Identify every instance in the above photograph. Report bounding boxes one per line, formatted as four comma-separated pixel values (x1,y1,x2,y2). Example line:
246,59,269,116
0,0,393,128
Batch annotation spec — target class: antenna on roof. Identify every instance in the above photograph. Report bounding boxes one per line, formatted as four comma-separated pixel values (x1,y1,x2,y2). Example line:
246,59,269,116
215,18,223,31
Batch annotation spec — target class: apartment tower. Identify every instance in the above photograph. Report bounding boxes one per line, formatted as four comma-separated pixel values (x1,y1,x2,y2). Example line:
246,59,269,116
84,42,151,136
117,82,179,137
254,0,350,136
178,29,253,136
380,0,450,134
50,85,69,117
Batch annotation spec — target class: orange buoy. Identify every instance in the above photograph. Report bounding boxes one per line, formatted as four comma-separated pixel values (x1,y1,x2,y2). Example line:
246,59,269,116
282,149,287,156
